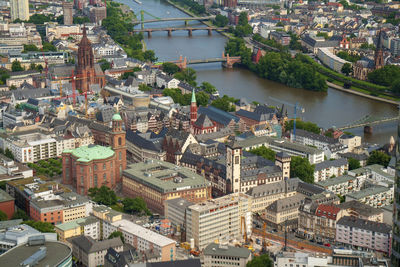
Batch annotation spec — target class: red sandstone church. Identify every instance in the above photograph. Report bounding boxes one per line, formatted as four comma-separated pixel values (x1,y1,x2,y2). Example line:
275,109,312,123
62,114,127,195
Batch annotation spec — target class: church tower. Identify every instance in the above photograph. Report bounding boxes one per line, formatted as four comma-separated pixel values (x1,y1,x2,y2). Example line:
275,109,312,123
111,113,126,183
190,89,197,126
226,139,242,193
76,26,96,93
374,30,384,70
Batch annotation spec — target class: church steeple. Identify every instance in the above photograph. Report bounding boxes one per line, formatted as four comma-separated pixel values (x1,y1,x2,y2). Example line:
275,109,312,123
374,29,384,70
190,89,197,127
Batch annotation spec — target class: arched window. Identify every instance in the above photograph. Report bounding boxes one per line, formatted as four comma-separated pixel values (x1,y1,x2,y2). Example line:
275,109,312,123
103,163,106,170
119,152,122,160
94,174,98,187
103,173,106,181
94,165,97,171
118,137,122,146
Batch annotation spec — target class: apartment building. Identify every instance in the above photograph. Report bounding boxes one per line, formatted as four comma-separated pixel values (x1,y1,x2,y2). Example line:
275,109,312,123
55,216,100,241
345,185,393,208
338,200,383,222
164,198,193,228
70,236,123,267
338,134,361,152
290,129,338,150
336,216,392,255
203,243,252,267
101,218,176,262
10,0,29,21
315,175,363,196
186,193,252,250
313,158,348,183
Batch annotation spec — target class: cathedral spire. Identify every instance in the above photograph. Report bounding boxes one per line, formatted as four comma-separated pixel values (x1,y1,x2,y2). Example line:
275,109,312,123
191,89,196,103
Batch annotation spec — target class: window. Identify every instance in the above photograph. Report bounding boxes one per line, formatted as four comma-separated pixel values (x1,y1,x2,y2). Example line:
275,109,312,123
103,173,107,181
80,176,84,185
119,152,122,160
120,165,122,177
103,163,106,170
94,165,97,171
118,137,122,146
94,174,98,187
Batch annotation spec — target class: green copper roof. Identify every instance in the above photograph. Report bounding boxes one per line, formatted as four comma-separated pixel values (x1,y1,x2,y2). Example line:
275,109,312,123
191,89,196,103
70,145,115,162
112,113,122,121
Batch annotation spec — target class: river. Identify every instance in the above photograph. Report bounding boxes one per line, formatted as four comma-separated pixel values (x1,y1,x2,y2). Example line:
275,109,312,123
116,0,398,145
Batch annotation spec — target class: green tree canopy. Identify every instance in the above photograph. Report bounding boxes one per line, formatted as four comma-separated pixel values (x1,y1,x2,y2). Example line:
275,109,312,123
0,210,7,221
108,231,124,243
162,62,180,75
122,197,151,215
367,65,400,87
42,41,57,52
143,50,157,63
4,148,14,159
249,145,276,161
200,82,217,94
24,220,55,232
348,157,360,170
213,14,228,27
88,186,117,206
290,156,315,183
11,60,24,72
73,16,90,24
139,84,152,91
285,120,320,134
12,209,29,221
99,59,111,71
341,63,353,76
246,254,273,267
367,151,391,167
174,68,197,87
211,95,237,112
23,44,39,53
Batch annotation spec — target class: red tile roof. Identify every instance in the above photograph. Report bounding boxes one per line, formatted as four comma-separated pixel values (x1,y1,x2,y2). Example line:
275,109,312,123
315,204,341,220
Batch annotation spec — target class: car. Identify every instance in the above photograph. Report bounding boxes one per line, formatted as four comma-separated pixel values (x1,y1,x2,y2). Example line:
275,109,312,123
324,243,331,247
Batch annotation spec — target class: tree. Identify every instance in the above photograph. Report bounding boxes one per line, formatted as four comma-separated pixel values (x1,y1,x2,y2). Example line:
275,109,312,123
138,84,152,91
174,68,197,87
122,197,151,215
28,14,53,24
367,65,400,87
0,210,7,221
4,148,14,160
0,181,6,190
249,145,276,161
99,59,111,71
337,194,345,203
143,50,157,63
23,44,39,52
162,62,180,75
42,41,57,52
12,209,29,221
392,79,400,95
341,63,353,76
246,254,273,267
211,95,237,112
290,156,314,183
200,81,217,94
73,16,90,24
11,60,24,72
88,186,117,206
24,220,55,232
195,91,210,106
108,231,124,243
367,151,391,167
213,14,228,27
238,12,248,26
285,120,320,134
348,157,360,170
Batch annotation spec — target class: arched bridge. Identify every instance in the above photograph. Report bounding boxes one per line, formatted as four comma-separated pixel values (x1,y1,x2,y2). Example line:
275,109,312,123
165,53,241,69
131,27,228,37
337,114,399,133
133,16,215,25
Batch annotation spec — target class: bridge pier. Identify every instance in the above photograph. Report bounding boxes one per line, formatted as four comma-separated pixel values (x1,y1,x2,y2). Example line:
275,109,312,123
364,125,373,134
207,29,212,36
167,29,172,37
185,20,188,26
147,31,152,38
188,29,192,37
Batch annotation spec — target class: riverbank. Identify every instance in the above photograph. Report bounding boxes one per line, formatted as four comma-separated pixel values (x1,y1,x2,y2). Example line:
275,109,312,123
327,82,398,105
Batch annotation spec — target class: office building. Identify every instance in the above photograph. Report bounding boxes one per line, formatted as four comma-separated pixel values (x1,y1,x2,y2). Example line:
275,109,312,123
203,243,252,267
55,216,100,241
63,1,74,25
10,0,29,21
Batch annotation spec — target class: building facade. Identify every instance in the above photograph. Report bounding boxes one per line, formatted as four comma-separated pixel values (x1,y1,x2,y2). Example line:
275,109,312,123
203,243,252,267
10,0,29,21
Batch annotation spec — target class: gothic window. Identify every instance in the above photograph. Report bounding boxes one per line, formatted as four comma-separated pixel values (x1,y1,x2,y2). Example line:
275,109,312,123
94,174,98,187
235,156,239,164
118,137,122,146
103,163,106,170
94,165,97,171
119,152,122,160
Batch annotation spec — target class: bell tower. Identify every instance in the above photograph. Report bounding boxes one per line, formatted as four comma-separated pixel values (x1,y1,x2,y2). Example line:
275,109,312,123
111,113,126,183
226,139,242,193
190,89,197,126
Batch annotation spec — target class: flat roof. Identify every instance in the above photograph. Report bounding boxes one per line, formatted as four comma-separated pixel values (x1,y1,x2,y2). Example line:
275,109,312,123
55,216,99,231
0,241,71,267
188,193,250,213
0,189,13,202
111,219,175,247
315,175,356,187
122,160,210,193
347,186,390,199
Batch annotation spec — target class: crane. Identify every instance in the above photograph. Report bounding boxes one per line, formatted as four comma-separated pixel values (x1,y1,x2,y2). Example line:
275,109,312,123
139,10,161,29
269,96,304,140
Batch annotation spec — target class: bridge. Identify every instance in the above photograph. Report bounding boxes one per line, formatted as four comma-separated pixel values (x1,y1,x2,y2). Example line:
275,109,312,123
131,27,228,37
164,53,241,69
134,16,215,25
336,114,399,133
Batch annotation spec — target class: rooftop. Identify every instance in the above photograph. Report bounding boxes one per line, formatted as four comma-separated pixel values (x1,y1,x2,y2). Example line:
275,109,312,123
337,216,391,234
338,200,382,217
111,219,175,247
55,216,99,232
203,243,251,258
315,175,356,187
346,186,391,200
0,189,13,203
65,145,115,162
188,193,250,213
70,236,122,254
122,159,210,193
112,113,122,121
0,241,71,267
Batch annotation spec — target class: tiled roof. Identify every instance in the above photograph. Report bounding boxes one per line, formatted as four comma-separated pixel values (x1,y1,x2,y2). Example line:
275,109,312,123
314,158,348,171
198,106,240,126
315,204,340,220
337,216,391,234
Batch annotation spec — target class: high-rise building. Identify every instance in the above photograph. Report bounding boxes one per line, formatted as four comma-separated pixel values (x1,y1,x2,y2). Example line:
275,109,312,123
63,1,74,25
10,0,29,21
392,113,400,265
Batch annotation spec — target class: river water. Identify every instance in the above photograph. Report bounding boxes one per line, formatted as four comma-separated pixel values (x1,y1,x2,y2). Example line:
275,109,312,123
117,0,398,145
